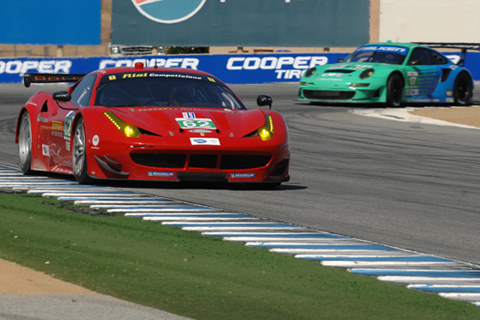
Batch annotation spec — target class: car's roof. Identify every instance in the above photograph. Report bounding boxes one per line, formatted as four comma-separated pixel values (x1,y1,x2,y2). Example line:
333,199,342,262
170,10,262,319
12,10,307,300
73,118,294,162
357,41,424,50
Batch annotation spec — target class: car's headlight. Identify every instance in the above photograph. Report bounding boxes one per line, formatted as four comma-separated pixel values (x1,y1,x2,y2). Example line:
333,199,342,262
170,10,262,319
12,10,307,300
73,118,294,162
350,83,370,88
104,111,140,138
359,68,374,79
304,67,317,78
257,114,274,141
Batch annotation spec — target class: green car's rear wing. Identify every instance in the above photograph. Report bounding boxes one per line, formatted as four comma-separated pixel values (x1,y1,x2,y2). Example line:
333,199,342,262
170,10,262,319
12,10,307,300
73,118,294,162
23,73,86,88
414,42,480,66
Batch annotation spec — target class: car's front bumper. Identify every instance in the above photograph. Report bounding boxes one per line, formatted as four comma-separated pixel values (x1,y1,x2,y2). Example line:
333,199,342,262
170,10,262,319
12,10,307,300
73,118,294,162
87,138,290,184
298,82,387,104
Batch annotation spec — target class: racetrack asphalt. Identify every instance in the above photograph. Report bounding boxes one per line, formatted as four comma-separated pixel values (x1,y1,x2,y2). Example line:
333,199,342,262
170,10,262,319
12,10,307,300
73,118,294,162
1,105,479,320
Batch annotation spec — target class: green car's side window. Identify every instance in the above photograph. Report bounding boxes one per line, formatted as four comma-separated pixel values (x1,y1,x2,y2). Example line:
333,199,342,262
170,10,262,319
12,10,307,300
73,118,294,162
408,48,449,66
408,48,432,66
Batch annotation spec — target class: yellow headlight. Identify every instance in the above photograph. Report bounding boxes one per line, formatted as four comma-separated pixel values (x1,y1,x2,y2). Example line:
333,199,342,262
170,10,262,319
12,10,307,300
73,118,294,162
104,112,140,138
257,115,274,141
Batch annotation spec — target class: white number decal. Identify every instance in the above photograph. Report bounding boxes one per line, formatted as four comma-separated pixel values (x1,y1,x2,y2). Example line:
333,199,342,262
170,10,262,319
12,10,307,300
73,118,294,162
409,76,417,86
176,118,216,129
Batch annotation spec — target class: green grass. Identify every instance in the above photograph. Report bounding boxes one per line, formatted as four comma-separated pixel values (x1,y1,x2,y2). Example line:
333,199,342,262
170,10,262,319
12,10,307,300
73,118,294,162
1,191,479,320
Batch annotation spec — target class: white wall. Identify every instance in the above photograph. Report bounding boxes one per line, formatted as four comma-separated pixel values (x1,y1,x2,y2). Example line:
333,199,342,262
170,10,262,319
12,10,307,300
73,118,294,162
379,0,480,43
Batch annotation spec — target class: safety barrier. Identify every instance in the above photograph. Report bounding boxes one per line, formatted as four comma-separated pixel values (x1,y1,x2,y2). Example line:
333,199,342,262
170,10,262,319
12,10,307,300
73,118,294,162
0,52,478,85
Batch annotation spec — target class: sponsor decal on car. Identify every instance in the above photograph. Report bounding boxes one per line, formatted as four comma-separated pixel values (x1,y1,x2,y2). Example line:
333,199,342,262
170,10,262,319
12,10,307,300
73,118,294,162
51,166,73,175
52,121,63,132
182,112,196,119
356,45,408,55
190,129,213,133
190,138,220,145
148,171,175,177
42,144,50,157
92,135,99,146
51,121,64,137
323,73,344,77
37,115,48,123
230,173,255,178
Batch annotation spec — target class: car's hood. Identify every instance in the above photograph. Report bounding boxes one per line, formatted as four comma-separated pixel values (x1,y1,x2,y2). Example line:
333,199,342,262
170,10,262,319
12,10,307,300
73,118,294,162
326,62,400,72
304,62,398,82
108,107,267,137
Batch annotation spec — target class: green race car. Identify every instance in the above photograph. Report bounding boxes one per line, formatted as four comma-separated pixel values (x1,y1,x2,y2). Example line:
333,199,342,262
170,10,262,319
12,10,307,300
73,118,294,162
298,41,475,107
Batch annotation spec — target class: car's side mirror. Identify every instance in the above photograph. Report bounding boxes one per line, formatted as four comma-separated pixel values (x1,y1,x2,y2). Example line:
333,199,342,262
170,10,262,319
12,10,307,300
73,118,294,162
53,91,72,102
257,95,273,109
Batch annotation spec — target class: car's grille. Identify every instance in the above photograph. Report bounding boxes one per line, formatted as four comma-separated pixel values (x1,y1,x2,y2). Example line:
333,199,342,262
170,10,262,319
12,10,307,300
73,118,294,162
220,155,271,170
130,153,271,170
130,153,186,168
324,69,355,74
304,90,355,100
189,154,218,168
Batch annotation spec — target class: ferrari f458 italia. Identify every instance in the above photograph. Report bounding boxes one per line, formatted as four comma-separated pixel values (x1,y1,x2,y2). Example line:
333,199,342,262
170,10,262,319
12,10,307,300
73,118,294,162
16,63,290,187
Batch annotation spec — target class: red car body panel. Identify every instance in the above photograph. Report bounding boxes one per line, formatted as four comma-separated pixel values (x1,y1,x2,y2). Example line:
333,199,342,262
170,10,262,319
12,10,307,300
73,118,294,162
16,65,290,184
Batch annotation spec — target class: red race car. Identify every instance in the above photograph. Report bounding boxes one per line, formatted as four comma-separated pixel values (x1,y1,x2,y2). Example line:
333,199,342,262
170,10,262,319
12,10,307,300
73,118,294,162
15,63,290,186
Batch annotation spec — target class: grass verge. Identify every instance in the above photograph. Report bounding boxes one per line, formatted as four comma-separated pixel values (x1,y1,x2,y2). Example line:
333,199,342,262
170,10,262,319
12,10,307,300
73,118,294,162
0,191,479,320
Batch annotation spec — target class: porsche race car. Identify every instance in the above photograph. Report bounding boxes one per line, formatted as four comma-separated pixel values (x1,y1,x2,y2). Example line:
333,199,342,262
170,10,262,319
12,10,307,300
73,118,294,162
298,41,478,107
16,63,290,186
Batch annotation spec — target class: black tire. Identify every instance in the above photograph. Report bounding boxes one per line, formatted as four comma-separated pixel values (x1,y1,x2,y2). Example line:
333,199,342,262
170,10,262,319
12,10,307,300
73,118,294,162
386,73,404,107
18,111,33,174
72,118,92,184
453,72,473,106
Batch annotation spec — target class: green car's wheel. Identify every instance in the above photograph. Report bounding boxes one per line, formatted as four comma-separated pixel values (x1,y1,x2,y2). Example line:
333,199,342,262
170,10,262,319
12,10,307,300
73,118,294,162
453,72,473,106
72,118,93,184
18,111,33,174
386,73,404,107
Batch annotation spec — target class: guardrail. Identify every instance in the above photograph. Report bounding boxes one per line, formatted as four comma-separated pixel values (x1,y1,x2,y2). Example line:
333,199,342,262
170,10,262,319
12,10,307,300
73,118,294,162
0,50,33,57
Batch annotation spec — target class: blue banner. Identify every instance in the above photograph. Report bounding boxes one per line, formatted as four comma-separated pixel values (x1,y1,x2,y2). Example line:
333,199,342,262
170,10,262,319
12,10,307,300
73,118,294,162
1,52,479,85
0,0,101,45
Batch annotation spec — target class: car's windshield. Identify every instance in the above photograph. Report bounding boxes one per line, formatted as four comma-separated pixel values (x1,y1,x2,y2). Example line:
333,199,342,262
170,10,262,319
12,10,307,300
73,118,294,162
94,72,246,110
344,45,408,65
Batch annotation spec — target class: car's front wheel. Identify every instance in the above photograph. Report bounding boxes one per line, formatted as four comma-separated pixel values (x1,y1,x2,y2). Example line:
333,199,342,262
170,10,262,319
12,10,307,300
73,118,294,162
18,111,33,174
386,73,404,107
72,118,92,184
453,72,473,106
